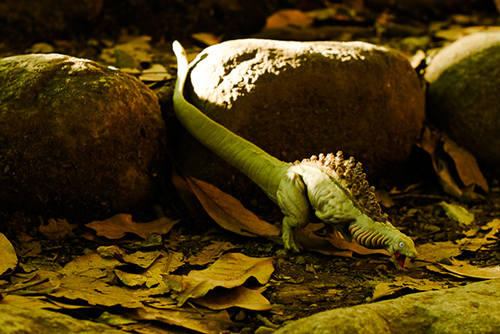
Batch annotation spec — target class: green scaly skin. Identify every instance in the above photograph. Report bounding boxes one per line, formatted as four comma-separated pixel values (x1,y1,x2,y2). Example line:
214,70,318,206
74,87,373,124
172,41,418,269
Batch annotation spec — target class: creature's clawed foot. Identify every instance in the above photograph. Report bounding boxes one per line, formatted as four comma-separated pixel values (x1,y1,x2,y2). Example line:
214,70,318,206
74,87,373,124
282,224,302,253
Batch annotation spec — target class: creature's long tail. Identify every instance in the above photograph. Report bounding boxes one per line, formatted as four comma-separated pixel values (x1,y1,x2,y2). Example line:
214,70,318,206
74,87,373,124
172,41,289,202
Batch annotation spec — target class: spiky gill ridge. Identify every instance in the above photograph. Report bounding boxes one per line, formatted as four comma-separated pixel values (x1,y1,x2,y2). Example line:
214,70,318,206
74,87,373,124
295,151,387,223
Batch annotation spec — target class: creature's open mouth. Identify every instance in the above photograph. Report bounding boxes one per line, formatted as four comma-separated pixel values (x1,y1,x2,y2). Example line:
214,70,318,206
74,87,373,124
394,250,407,270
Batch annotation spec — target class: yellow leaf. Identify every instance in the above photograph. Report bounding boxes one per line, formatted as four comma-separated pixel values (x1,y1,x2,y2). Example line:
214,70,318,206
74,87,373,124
177,253,274,306
186,242,238,266
128,306,233,334
86,214,179,239
441,259,500,279
194,286,273,311
440,201,474,226
0,233,18,276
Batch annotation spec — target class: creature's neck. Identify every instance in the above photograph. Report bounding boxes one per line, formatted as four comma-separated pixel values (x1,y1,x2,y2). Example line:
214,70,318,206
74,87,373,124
348,215,393,250
172,41,289,202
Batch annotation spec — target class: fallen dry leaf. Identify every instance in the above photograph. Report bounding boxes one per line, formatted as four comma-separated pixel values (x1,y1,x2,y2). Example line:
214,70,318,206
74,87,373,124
0,294,63,310
443,138,488,192
51,275,148,308
185,176,281,238
371,276,454,301
418,126,487,200
191,32,223,46
60,253,122,278
440,201,474,226
128,306,233,334
265,9,313,29
441,259,500,279
483,219,500,239
122,250,163,269
194,286,273,311
139,64,171,82
86,214,179,239
411,241,462,266
177,253,274,306
171,172,207,217
0,233,18,276
456,220,499,252
186,242,238,266
39,218,76,239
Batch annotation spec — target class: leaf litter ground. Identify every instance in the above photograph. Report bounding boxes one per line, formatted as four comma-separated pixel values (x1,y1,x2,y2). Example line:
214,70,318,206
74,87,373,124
1,173,500,333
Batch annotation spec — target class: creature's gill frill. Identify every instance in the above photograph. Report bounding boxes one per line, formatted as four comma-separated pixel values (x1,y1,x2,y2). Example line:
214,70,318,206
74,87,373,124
295,151,387,224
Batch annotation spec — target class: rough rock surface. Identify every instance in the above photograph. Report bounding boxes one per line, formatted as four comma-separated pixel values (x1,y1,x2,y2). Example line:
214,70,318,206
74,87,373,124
0,53,166,221
425,31,500,169
173,39,424,207
0,304,128,334
274,279,500,334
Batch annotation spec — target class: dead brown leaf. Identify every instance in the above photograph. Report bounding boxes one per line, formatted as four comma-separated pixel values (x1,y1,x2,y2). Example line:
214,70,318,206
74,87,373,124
264,9,313,29
191,32,223,46
0,294,62,309
443,138,488,192
441,259,500,279
456,219,499,252
128,306,233,334
417,126,487,199
186,242,238,266
371,276,455,301
410,241,462,267
171,172,209,217
185,176,281,238
122,250,163,269
0,233,18,276
60,253,121,278
86,214,179,240
39,218,76,239
194,286,273,311
177,253,274,306
50,275,149,308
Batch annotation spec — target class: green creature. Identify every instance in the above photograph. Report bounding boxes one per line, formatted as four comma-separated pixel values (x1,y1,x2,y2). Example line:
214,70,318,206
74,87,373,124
172,41,418,269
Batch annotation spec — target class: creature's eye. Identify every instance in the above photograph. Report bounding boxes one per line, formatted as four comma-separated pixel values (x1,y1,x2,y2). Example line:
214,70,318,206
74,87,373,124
398,241,405,248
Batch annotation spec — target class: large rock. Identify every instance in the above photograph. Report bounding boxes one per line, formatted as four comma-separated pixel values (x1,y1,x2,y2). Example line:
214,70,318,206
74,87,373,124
425,31,500,169
0,304,128,334
274,279,500,334
172,39,424,207
0,53,166,221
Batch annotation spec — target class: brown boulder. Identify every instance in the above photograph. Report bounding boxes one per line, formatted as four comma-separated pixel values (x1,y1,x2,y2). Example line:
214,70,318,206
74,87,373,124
172,39,424,206
0,53,166,221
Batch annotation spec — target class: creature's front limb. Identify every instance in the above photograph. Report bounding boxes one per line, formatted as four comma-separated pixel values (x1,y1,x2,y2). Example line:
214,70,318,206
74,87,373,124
277,170,311,252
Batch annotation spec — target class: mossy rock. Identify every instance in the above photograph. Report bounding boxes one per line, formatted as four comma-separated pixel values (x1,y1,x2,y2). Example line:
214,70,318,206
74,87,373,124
425,31,500,169
0,53,166,221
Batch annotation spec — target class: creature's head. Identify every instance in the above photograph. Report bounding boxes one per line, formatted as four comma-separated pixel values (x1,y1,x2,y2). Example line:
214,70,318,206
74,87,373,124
387,233,418,270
